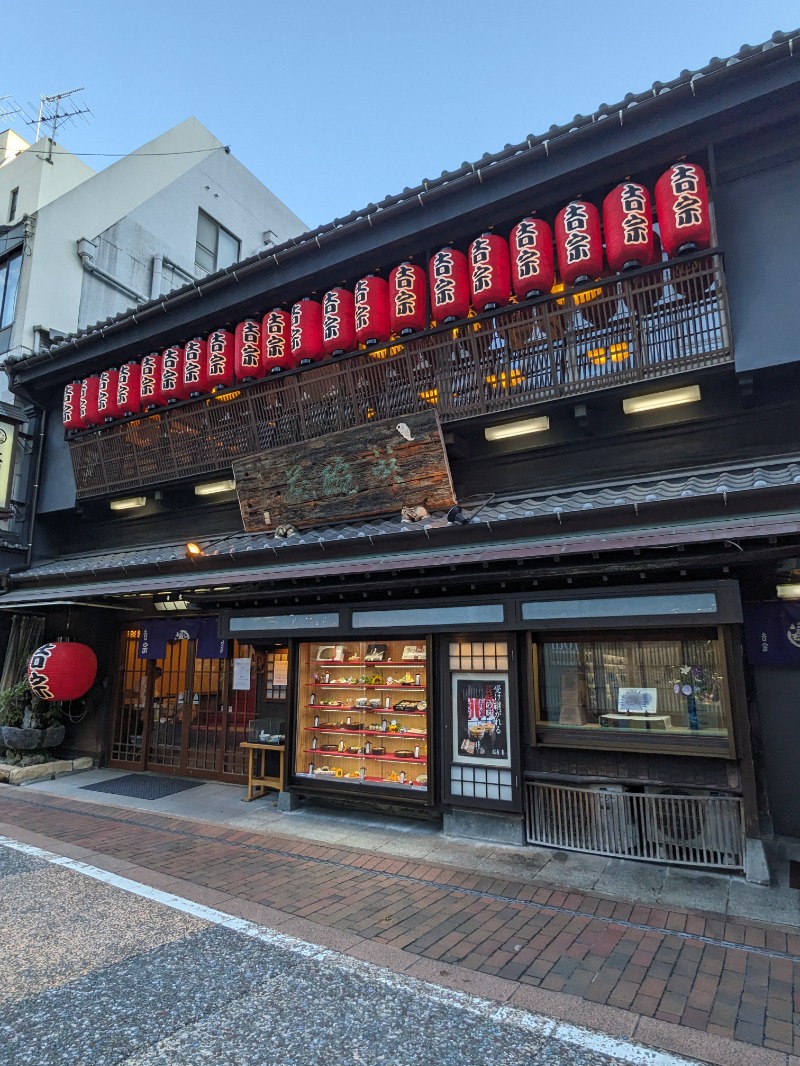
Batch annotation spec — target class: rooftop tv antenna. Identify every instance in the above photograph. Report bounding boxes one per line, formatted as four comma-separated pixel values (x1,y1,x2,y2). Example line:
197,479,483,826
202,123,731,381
28,87,92,163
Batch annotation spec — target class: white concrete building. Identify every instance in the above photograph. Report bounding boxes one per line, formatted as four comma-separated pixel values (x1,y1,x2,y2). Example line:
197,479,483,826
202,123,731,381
0,117,306,383
0,117,305,565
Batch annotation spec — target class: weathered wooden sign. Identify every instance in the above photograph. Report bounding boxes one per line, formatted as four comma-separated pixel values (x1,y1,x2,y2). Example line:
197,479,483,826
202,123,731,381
233,410,455,532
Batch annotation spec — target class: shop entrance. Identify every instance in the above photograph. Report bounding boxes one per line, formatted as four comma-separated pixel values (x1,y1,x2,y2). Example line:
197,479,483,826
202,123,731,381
110,627,288,782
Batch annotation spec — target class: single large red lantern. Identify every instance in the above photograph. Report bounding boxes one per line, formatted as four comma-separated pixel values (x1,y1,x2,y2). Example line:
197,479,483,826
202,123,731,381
655,163,711,258
63,382,82,431
469,233,511,313
291,298,325,364
429,247,470,322
139,352,164,409
322,287,356,356
509,218,554,299
261,309,294,373
354,276,390,346
604,183,654,272
80,376,103,427
97,368,122,421
27,642,98,702
235,319,264,380
389,261,427,335
117,362,141,416
160,345,185,404
182,337,210,396
207,329,235,389
555,200,604,286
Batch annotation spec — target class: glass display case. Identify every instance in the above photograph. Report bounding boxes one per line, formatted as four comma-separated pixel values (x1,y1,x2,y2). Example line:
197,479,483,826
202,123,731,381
294,639,429,792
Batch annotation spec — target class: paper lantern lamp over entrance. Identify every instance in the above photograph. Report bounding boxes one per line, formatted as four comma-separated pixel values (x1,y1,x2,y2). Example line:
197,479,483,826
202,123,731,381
27,642,98,701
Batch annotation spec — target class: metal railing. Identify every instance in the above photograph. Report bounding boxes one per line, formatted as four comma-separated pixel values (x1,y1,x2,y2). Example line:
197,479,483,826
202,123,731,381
69,253,731,499
525,780,745,870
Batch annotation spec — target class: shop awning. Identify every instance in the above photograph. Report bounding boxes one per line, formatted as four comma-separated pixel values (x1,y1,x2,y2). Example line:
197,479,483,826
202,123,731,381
1,512,798,610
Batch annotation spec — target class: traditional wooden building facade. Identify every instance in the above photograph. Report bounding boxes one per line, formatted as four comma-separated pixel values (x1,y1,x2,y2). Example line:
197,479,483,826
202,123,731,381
5,30,800,882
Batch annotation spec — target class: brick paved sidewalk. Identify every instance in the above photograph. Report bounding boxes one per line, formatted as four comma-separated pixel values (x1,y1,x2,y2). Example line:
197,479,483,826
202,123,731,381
0,788,797,1066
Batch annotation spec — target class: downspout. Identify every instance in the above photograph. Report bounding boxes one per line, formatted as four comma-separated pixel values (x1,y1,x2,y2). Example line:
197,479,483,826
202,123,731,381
77,239,148,305
151,254,197,299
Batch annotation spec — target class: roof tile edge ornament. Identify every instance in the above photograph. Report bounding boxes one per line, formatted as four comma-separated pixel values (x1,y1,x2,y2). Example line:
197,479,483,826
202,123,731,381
16,27,800,366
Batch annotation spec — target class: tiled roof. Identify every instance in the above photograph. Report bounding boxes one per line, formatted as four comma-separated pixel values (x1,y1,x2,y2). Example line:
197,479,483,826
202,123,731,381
18,29,799,363
14,454,800,583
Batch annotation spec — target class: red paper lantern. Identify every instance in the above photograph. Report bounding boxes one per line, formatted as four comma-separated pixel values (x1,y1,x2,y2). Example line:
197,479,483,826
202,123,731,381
139,352,164,409
160,345,185,404
206,329,235,389
291,298,325,364
235,319,265,380
428,247,470,322
182,337,210,396
322,287,356,356
97,368,122,421
62,382,82,431
390,261,428,335
80,376,103,427
261,309,294,373
509,218,554,299
469,233,511,313
655,163,711,258
117,362,141,416
354,275,390,346
27,642,98,702
603,183,654,272
555,200,604,286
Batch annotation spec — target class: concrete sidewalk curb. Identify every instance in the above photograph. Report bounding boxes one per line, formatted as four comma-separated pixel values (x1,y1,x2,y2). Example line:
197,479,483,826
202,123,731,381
1,819,796,1066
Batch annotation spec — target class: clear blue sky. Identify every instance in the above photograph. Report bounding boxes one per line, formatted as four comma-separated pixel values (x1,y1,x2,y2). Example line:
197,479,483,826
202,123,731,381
4,1,798,230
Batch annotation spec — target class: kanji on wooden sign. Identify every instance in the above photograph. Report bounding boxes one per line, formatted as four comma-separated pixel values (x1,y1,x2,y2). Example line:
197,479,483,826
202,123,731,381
233,410,455,532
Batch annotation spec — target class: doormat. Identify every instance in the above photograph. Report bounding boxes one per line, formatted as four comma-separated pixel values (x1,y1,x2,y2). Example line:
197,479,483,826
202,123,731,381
80,774,204,800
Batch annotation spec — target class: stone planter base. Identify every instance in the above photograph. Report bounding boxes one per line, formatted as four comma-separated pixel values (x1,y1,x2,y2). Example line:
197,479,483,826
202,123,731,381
0,756,93,785
1,724,65,750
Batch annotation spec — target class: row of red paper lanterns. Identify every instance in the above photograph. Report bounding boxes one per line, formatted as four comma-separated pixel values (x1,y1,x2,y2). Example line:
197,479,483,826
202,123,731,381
63,163,711,431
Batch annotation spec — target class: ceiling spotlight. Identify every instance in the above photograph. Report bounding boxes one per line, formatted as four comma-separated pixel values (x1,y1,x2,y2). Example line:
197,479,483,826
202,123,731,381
447,506,470,525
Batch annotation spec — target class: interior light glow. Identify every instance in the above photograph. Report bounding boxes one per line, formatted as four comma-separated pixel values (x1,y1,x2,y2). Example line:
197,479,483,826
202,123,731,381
622,385,701,414
776,584,800,601
484,416,550,441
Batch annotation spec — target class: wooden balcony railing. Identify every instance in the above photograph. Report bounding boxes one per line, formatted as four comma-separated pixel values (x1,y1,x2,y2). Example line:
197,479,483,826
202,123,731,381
69,252,731,499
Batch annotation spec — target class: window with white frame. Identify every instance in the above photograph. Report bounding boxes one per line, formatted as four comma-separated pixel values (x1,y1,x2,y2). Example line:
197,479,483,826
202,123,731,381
195,210,240,275
0,253,22,331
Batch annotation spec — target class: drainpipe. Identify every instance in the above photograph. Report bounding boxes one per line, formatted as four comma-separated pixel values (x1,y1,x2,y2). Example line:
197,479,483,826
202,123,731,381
77,238,148,305
150,255,163,300
151,254,197,299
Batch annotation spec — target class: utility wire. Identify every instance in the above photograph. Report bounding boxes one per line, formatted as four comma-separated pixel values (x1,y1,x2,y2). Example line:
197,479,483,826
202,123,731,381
25,145,232,159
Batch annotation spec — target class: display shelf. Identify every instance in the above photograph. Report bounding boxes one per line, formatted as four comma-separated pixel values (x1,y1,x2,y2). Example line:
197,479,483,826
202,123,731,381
303,749,427,764
295,638,430,794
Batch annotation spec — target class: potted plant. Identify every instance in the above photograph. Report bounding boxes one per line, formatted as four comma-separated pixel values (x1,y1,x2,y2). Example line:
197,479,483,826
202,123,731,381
0,677,65,763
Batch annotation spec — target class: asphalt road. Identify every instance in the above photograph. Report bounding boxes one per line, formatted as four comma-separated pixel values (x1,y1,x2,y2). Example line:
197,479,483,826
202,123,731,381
0,841,699,1066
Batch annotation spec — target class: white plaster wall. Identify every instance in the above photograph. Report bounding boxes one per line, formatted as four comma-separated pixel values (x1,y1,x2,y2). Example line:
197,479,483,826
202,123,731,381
77,143,307,331
0,137,94,221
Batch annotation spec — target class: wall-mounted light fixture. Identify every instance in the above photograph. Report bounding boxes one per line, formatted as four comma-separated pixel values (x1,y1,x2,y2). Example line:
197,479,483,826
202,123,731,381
484,416,550,442
776,583,800,601
194,479,236,496
154,594,190,612
109,496,147,511
447,506,470,525
622,385,701,415
186,541,205,558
